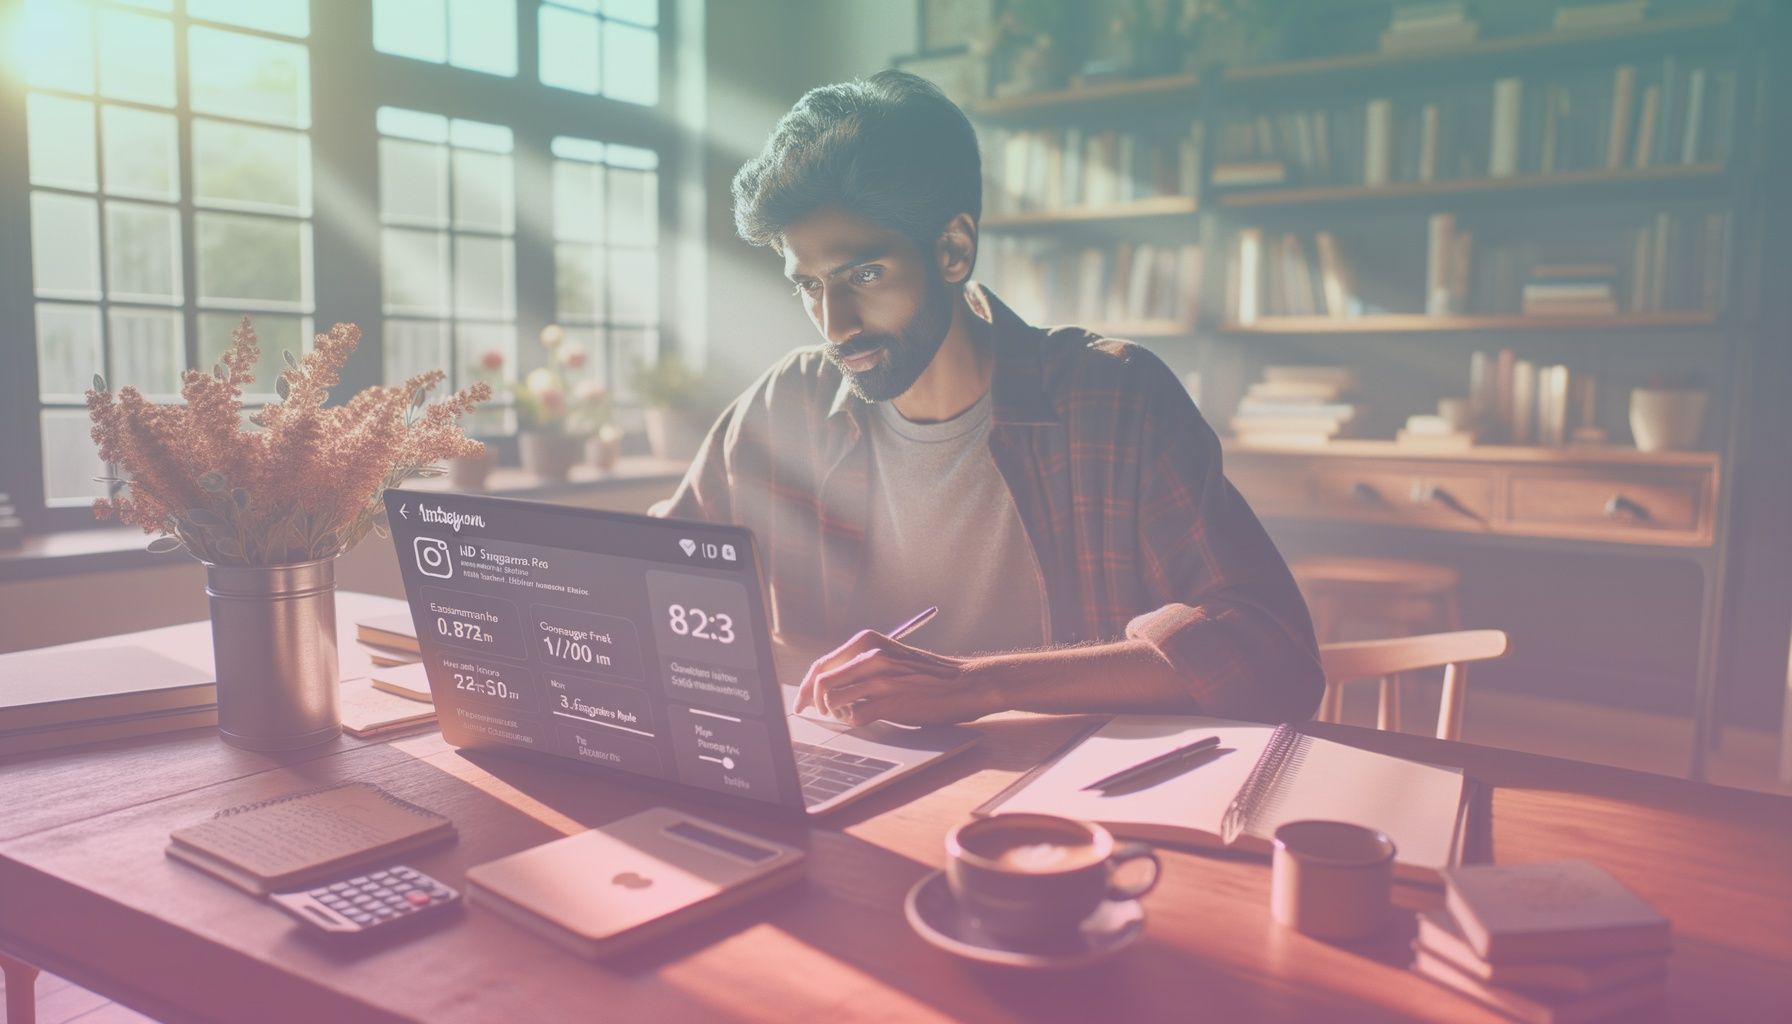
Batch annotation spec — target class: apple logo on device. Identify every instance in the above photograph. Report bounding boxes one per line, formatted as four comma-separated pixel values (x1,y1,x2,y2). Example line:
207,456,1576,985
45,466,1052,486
611,871,653,889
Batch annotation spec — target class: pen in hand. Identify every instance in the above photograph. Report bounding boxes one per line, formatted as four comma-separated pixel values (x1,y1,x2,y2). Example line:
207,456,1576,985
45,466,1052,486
793,605,939,716
1082,735,1222,791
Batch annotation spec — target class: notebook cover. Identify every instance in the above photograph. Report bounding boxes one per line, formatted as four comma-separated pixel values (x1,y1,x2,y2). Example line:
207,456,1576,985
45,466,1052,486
1413,949,1667,1024
356,612,420,654
1443,860,1672,963
0,646,214,731
166,782,455,895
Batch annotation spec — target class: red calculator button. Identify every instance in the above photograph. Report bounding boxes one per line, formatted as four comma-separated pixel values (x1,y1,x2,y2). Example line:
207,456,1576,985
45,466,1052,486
405,890,432,907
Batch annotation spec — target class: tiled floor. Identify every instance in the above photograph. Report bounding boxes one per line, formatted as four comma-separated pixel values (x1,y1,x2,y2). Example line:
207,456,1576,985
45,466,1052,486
4,688,1785,1022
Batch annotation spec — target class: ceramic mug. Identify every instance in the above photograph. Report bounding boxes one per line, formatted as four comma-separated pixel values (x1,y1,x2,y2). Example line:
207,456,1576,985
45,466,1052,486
1270,819,1396,941
945,813,1160,942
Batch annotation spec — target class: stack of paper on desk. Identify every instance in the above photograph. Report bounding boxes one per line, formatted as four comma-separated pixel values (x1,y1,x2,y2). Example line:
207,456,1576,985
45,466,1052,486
978,715,1473,883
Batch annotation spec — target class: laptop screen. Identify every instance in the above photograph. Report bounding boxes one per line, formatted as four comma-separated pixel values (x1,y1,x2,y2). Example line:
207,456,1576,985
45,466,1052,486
383,490,805,811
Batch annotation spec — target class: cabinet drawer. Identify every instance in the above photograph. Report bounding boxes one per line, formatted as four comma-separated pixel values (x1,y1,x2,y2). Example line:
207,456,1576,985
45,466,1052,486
1225,458,1316,517
1310,467,1496,528
1507,470,1708,536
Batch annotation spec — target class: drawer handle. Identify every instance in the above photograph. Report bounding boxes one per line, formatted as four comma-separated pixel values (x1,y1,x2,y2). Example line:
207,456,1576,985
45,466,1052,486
1414,482,1487,525
1605,494,1652,522
1350,481,1384,505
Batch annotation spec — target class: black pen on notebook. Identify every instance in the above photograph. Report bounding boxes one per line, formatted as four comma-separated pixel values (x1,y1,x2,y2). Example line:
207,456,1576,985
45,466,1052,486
1082,735,1222,791
886,605,938,641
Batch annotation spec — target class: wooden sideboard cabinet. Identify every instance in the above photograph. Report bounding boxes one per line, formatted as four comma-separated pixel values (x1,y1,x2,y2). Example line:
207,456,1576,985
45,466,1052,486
1223,441,1720,548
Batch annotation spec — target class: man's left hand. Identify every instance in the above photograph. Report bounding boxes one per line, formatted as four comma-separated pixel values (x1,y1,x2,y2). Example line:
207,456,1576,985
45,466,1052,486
793,629,993,727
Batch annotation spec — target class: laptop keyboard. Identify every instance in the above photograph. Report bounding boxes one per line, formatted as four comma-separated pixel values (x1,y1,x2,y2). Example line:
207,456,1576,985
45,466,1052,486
792,741,900,806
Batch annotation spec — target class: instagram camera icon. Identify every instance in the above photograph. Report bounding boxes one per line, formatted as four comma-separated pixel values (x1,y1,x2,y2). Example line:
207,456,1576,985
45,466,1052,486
414,536,454,579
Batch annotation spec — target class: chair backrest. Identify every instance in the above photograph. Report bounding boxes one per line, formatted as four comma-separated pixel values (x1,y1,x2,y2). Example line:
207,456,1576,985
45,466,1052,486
1320,629,1509,683
1317,629,1510,741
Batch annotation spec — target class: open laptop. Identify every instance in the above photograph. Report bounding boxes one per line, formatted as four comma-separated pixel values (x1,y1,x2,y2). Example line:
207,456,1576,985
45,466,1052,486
383,490,979,816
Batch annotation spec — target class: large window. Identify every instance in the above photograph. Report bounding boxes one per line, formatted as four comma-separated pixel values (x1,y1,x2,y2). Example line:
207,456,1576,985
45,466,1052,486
19,0,314,508
6,0,674,529
379,107,516,433
551,136,659,394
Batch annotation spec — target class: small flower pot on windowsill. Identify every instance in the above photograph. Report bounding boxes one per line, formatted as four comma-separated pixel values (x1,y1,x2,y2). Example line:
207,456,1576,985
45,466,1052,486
643,407,706,463
519,430,583,482
447,446,496,490
586,427,623,474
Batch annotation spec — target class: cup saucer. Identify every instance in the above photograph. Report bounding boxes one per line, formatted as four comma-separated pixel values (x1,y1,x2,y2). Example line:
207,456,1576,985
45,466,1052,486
903,869,1145,969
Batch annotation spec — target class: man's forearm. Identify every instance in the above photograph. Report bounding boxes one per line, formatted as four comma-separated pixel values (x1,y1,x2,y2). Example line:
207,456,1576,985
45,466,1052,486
968,638,1201,718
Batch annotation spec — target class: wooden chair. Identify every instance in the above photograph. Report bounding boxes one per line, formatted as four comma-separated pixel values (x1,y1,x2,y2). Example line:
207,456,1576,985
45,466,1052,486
1291,556,1462,646
1318,629,1510,741
1,950,39,1024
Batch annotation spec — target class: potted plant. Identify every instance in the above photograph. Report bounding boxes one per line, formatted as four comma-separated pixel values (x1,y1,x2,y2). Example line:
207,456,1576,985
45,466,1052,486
86,318,489,750
631,349,713,462
449,347,508,489
1629,371,1707,453
514,325,609,481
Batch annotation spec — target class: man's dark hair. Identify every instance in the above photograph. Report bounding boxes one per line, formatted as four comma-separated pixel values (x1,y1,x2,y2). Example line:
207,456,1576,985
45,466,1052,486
731,69,982,256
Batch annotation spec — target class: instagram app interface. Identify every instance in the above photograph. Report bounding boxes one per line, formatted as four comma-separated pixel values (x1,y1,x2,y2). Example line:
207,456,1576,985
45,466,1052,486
385,492,797,808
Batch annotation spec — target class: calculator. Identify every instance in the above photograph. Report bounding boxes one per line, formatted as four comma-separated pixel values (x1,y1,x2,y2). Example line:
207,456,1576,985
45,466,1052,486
270,865,461,936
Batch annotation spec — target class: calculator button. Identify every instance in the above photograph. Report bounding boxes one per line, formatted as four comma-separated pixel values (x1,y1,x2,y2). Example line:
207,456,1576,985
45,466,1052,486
349,912,375,924
349,876,369,884
307,887,330,897
328,882,351,892
405,891,431,907
392,882,414,892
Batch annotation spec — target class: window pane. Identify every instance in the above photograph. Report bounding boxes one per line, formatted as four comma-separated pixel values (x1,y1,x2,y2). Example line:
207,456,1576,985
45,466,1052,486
449,119,513,153
109,307,186,397
101,106,180,201
451,149,514,232
42,410,107,506
554,242,602,320
602,20,656,105
453,236,515,317
382,229,450,314
377,106,449,143
27,94,98,191
189,27,311,128
553,159,602,241
379,139,449,226
97,9,176,107
539,5,599,93
35,303,104,400
30,193,103,299
611,326,659,400
196,213,312,308
116,0,174,10
604,142,657,170
198,312,311,400
609,248,655,324
383,318,450,385
604,0,657,27
606,166,657,245
374,0,447,62
448,0,517,76
105,201,183,303
188,0,310,37
193,120,311,214
19,1,95,93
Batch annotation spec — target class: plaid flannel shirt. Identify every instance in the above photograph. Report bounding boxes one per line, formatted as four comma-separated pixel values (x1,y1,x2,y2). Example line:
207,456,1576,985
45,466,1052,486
657,282,1323,723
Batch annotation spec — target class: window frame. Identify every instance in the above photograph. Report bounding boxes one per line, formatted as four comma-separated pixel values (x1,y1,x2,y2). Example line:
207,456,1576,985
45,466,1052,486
0,0,680,533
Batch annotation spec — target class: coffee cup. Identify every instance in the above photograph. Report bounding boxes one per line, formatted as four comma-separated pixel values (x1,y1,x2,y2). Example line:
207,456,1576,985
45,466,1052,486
945,813,1160,942
1270,819,1395,941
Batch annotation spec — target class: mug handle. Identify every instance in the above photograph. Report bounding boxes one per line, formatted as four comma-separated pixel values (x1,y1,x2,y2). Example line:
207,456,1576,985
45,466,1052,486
1105,843,1162,901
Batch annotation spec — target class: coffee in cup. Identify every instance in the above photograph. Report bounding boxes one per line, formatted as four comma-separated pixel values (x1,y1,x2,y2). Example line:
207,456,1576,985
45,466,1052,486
945,814,1160,942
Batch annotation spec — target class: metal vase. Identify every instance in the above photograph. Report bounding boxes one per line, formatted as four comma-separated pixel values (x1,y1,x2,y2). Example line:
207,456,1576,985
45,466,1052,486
205,557,341,751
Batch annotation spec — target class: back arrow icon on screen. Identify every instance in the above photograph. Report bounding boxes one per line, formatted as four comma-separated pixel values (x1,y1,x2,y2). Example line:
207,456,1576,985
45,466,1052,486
399,504,409,519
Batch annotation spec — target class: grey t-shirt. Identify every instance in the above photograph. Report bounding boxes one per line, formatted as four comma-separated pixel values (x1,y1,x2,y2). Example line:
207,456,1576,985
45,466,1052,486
848,390,1048,657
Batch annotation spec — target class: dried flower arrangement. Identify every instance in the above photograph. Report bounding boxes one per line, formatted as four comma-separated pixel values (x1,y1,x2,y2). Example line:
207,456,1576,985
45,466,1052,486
85,317,491,565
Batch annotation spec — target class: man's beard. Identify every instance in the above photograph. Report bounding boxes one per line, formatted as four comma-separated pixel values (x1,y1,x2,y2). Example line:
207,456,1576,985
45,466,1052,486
825,267,954,404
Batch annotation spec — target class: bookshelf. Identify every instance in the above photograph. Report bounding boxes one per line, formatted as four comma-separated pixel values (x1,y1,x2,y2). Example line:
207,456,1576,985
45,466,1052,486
945,0,1777,779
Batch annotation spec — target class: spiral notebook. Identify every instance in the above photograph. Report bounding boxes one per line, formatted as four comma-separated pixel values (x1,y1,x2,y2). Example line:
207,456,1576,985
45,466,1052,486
976,716,1475,884
166,782,456,895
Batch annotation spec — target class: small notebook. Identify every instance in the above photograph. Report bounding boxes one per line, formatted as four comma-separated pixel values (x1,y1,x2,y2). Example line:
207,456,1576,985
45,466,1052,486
167,782,456,895
369,662,434,703
977,715,1475,883
339,677,436,738
1443,859,1672,962
356,612,420,655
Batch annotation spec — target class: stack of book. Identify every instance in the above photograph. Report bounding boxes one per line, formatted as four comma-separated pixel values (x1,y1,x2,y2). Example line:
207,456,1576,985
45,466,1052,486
1230,366,1359,447
1380,2,1481,53
1523,263,1620,317
982,123,1202,216
357,611,422,668
1555,1,1650,33
0,646,216,755
1418,860,1672,1023
0,490,22,549
1226,229,1365,323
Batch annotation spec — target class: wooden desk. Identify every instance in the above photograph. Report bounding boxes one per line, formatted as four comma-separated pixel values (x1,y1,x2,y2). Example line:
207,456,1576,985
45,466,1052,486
3,604,1789,1023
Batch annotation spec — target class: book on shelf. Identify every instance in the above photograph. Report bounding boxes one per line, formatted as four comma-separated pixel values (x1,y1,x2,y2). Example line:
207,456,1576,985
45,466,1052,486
1380,2,1480,52
1231,230,1366,320
1210,55,1735,191
988,236,1201,329
983,123,1202,216
1554,1,1650,33
1233,367,1359,446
